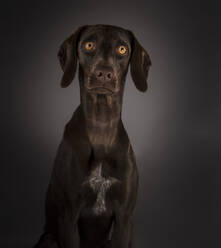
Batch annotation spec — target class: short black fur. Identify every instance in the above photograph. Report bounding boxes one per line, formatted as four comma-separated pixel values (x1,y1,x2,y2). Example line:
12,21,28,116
34,24,151,248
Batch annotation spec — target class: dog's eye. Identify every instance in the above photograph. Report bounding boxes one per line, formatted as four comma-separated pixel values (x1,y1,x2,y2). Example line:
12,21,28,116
117,45,127,55
84,42,95,51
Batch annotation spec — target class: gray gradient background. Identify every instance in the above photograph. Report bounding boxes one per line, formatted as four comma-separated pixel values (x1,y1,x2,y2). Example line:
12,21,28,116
2,0,221,247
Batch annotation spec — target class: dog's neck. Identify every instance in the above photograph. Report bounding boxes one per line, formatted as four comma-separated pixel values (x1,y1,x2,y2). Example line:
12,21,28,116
80,90,123,149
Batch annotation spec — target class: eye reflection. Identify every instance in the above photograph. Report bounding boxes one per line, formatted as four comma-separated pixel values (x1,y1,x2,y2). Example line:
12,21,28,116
118,45,127,55
85,42,95,51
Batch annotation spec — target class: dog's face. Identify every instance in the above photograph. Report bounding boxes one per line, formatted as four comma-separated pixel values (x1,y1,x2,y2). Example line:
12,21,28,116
58,24,151,93
77,25,132,95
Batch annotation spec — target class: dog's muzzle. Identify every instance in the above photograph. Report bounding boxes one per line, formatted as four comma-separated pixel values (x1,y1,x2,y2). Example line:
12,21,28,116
86,67,118,94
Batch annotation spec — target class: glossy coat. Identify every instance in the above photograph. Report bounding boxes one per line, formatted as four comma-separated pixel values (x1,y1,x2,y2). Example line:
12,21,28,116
33,24,151,248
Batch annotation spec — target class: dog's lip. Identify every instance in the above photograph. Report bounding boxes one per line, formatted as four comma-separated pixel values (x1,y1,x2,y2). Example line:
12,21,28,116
87,87,114,94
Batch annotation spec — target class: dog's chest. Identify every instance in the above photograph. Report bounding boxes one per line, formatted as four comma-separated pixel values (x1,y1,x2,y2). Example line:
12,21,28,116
82,163,120,215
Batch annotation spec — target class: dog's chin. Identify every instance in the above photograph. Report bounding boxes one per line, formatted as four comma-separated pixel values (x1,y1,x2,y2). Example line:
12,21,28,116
87,87,114,95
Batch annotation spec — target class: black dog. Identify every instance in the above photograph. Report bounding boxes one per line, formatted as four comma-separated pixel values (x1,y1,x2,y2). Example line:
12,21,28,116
34,24,151,248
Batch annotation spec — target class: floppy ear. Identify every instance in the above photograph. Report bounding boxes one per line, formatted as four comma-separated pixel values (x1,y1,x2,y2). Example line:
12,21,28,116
57,25,88,88
129,31,152,92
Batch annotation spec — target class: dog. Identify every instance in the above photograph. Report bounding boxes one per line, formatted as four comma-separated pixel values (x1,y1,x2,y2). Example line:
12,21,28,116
34,24,151,248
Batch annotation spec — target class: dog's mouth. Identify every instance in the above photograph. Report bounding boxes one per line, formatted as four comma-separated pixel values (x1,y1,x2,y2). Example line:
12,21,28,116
87,87,114,95
85,75,118,95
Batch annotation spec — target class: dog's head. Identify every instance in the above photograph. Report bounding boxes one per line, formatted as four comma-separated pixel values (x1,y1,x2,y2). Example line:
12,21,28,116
58,24,151,94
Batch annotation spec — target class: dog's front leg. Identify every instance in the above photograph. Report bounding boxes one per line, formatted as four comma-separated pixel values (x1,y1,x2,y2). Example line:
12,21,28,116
58,204,82,248
108,201,133,248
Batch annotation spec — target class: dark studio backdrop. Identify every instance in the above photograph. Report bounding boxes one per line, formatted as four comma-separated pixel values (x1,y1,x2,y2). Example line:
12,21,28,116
2,0,221,247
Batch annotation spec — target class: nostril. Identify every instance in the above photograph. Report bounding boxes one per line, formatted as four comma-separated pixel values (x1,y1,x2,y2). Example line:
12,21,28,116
107,72,112,80
96,71,103,78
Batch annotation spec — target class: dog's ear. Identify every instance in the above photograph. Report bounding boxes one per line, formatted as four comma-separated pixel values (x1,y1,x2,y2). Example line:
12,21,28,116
128,31,152,92
57,25,88,88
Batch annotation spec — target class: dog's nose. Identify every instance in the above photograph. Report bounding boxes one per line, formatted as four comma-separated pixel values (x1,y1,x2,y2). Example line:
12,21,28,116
94,68,113,82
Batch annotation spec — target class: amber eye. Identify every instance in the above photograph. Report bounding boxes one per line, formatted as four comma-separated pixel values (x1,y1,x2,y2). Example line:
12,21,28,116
85,42,95,51
118,45,127,55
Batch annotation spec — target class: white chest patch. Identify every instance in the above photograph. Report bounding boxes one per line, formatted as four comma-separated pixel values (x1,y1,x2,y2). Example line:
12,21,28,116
83,163,120,215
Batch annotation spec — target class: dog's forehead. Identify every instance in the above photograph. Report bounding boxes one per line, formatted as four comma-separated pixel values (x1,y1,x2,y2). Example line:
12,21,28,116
80,25,131,43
